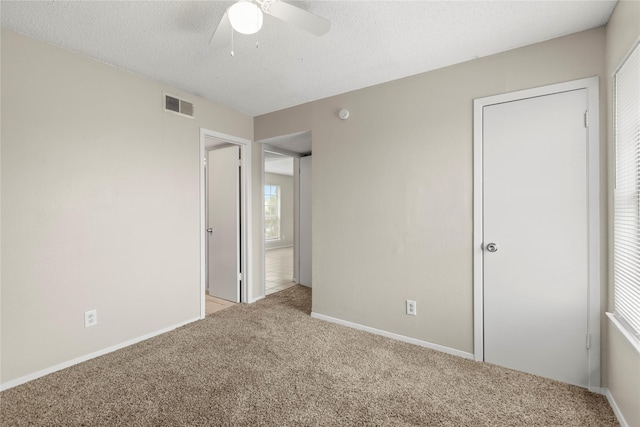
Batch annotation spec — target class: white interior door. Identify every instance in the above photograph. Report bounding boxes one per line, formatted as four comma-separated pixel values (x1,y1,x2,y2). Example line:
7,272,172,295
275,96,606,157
207,145,240,303
483,89,589,387
299,155,312,287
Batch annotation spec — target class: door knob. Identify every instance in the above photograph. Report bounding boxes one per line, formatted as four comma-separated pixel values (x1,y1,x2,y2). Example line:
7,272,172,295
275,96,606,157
486,243,498,252
207,228,213,233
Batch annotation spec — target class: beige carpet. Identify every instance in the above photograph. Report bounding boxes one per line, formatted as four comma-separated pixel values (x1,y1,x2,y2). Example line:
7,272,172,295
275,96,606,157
1,286,618,426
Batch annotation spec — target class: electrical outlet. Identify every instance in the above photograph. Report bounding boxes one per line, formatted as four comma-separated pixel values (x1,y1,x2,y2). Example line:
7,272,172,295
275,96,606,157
406,300,417,316
85,309,98,327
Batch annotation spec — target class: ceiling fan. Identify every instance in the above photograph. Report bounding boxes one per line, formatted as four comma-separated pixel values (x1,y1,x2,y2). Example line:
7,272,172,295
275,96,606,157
210,0,331,50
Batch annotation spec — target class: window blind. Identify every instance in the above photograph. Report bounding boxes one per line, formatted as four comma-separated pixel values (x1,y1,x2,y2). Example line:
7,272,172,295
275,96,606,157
613,41,640,339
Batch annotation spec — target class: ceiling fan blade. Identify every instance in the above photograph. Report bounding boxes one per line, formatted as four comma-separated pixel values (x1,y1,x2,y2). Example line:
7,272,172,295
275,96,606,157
266,1,330,36
209,11,232,49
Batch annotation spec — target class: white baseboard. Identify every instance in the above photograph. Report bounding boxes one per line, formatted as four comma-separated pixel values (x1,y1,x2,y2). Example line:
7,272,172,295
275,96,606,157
589,386,604,394
0,317,200,392
310,312,475,360
604,388,630,427
250,294,266,303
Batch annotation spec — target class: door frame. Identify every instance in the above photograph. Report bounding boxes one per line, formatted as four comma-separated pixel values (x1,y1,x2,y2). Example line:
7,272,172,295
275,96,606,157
200,128,253,318
472,77,601,390
260,143,302,298
297,155,312,287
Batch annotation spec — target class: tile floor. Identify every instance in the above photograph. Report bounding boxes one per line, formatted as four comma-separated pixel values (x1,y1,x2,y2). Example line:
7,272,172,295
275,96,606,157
266,246,296,296
205,293,236,315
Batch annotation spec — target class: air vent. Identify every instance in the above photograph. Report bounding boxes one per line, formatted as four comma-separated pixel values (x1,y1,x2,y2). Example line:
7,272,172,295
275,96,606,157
179,99,194,117
164,93,194,118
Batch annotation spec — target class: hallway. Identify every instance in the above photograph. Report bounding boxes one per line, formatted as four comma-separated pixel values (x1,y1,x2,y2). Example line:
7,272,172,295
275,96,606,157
265,247,296,296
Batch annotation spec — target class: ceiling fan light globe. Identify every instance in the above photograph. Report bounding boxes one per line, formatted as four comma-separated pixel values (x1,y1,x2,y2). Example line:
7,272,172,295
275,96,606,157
228,2,264,35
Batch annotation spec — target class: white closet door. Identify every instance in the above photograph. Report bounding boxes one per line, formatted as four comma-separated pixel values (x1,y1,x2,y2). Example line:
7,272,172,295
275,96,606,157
207,145,240,303
483,89,589,387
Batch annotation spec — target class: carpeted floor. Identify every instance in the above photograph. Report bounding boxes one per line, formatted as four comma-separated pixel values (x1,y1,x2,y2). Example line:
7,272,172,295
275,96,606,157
0,285,618,426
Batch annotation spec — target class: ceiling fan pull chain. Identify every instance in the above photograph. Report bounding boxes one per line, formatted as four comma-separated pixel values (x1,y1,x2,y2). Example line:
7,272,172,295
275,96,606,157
230,26,235,57
256,6,260,49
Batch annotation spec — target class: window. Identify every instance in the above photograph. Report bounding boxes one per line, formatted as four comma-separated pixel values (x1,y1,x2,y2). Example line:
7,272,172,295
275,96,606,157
264,185,281,240
613,41,640,342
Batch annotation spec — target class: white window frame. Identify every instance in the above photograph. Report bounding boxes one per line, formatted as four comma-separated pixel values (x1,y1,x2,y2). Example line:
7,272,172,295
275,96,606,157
608,39,640,355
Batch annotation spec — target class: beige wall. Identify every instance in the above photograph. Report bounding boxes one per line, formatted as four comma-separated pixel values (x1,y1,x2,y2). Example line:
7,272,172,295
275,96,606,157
265,172,294,250
1,29,253,384
605,1,640,426
255,28,607,354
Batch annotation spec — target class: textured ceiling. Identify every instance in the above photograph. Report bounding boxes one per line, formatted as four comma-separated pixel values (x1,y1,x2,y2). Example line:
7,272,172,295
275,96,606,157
1,1,617,117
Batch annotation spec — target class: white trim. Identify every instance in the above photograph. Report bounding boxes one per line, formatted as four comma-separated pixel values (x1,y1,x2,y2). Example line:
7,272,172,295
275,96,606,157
604,388,630,427
585,76,602,390
249,295,266,304
589,386,605,395
472,77,601,389
258,142,304,285
607,312,640,355
260,146,267,299
200,128,253,319
293,157,300,284
311,312,475,360
262,143,303,159
0,317,200,391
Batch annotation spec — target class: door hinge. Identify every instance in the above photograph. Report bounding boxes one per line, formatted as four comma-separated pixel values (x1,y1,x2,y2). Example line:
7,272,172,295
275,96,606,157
237,272,243,282
237,159,242,167
584,111,589,128
586,334,591,349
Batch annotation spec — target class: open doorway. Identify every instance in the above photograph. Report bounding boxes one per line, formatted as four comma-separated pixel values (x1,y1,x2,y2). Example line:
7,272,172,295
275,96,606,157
258,130,312,297
264,151,296,295
199,129,253,318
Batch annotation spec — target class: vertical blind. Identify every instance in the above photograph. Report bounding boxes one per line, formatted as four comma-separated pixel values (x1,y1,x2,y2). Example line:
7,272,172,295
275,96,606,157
614,41,640,339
